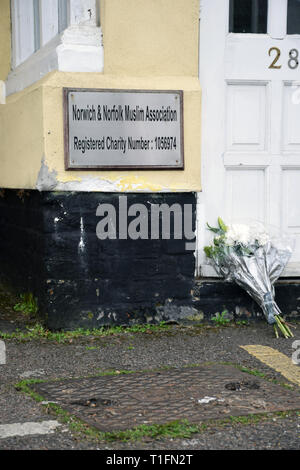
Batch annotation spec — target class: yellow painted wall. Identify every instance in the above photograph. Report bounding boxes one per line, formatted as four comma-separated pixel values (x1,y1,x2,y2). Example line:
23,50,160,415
101,0,199,77
0,0,201,192
0,86,44,188
0,0,11,81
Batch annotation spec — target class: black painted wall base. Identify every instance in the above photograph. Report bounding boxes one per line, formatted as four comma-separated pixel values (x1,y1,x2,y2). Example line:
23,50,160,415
0,189,197,330
193,279,300,323
0,189,299,329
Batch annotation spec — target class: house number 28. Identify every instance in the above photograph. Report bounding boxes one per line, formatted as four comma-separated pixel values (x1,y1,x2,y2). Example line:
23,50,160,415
268,47,299,69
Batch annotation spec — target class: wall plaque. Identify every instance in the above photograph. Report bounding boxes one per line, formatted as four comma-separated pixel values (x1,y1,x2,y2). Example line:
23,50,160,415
63,88,184,170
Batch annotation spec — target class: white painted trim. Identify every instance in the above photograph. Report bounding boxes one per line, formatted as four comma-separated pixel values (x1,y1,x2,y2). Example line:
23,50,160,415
197,0,228,278
268,0,288,39
11,0,35,68
7,0,103,95
40,0,59,47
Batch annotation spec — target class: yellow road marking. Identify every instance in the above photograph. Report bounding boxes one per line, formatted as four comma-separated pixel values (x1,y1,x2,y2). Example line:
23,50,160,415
241,345,300,386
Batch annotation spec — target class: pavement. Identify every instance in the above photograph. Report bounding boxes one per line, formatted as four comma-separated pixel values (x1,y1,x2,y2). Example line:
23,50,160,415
0,312,300,451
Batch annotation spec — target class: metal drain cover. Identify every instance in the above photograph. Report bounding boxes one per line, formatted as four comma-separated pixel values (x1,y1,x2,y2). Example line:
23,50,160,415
30,365,300,432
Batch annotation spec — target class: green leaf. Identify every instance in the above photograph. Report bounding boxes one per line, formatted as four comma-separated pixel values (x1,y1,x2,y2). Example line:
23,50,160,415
206,223,220,234
217,217,228,232
204,246,212,258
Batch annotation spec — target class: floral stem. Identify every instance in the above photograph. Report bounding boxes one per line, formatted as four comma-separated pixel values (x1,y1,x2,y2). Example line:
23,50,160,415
277,315,294,337
275,315,293,338
281,319,293,328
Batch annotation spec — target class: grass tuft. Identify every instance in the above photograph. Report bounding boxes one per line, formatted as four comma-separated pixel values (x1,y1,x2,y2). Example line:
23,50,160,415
0,321,170,343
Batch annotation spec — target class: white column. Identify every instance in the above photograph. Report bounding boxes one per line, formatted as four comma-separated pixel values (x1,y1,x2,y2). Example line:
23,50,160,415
268,0,288,39
6,0,104,95
57,0,103,72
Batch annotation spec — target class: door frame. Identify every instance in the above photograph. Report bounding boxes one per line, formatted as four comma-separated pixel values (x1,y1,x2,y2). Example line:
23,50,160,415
196,0,300,277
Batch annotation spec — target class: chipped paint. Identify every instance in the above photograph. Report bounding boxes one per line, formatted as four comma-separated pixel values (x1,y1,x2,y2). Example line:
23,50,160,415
36,163,177,192
37,158,170,192
36,159,58,191
115,175,167,192
55,175,171,193
96,311,105,321
78,216,85,252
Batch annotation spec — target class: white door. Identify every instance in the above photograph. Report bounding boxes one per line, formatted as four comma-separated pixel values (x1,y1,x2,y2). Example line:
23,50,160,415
198,0,300,277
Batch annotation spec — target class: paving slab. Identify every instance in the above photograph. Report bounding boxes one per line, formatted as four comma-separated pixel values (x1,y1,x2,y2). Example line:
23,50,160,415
30,364,300,432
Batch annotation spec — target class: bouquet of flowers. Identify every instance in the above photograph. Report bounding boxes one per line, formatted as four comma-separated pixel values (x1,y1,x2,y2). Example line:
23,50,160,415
204,218,294,338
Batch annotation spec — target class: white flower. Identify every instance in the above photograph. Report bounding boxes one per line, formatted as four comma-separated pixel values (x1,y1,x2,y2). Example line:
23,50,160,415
255,232,270,246
225,224,251,246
